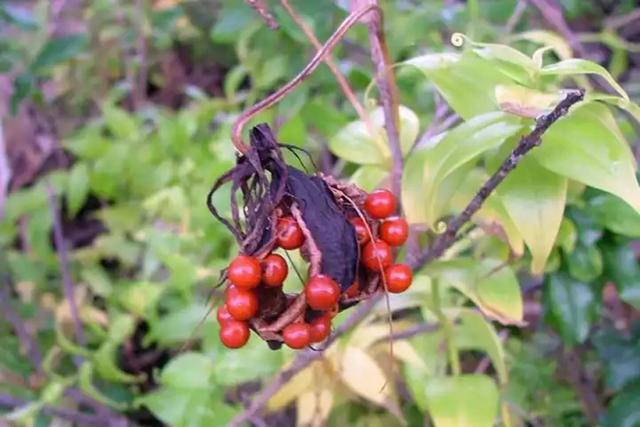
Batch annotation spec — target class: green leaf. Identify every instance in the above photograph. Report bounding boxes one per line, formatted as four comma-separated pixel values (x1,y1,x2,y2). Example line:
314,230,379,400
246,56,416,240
453,310,507,385
602,242,640,310
602,381,640,427
402,113,521,227
593,325,640,391
587,192,640,238
30,35,87,73
329,105,419,166
117,281,163,317
566,244,603,282
405,51,514,119
511,30,572,60
425,374,499,427
540,59,628,100
66,163,89,217
161,353,214,389
533,102,640,212
10,73,33,114
102,105,139,140
425,258,523,325
146,305,212,346
350,165,387,193
544,272,597,345
136,387,192,426
498,156,567,274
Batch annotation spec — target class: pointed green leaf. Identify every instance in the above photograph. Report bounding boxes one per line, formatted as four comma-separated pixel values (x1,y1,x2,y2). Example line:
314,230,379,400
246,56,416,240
160,353,214,389
405,51,514,119
425,258,523,325
329,105,419,166
533,102,640,212
541,59,628,100
498,156,567,274
602,242,640,310
453,310,508,384
544,272,597,345
66,163,89,217
30,35,87,73
511,30,572,60
402,113,521,227
425,374,499,427
588,192,640,238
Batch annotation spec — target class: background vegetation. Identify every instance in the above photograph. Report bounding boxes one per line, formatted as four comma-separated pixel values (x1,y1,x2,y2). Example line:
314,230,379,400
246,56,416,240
1,0,640,426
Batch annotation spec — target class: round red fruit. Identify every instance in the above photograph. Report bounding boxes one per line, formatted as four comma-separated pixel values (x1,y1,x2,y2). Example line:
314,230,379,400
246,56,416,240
228,255,261,289
282,323,311,349
380,217,409,247
277,217,305,250
309,316,331,343
216,304,234,324
262,254,288,287
362,239,393,271
219,320,250,349
226,287,258,321
364,189,396,219
349,217,371,245
305,275,340,311
384,264,413,293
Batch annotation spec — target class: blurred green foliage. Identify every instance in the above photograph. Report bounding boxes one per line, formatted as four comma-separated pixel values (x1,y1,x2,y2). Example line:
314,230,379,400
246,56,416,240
1,1,640,426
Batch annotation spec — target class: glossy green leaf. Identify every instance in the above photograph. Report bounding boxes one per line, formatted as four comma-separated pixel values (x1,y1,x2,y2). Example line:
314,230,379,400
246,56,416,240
66,163,89,217
405,51,514,119
498,156,567,274
453,310,507,384
593,325,640,391
161,353,214,389
533,102,640,212
544,272,597,345
30,35,87,73
425,258,523,325
402,113,521,227
329,105,419,166
540,59,628,100
425,374,499,427
602,242,640,310
566,244,603,282
602,382,640,427
588,192,640,238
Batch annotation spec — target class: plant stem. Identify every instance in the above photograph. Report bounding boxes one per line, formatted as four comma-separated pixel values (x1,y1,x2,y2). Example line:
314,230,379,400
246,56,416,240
432,282,460,376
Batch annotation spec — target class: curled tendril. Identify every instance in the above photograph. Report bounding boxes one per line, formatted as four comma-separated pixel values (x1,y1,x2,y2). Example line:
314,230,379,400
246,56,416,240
450,32,466,48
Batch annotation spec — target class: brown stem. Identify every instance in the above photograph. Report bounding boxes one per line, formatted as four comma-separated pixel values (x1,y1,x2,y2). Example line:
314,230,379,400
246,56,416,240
231,4,380,154
245,0,279,30
279,0,375,137
46,184,86,348
358,0,403,199
412,89,584,269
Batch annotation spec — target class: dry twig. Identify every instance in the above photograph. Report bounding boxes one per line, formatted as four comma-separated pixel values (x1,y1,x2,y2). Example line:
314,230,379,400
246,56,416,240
244,0,279,30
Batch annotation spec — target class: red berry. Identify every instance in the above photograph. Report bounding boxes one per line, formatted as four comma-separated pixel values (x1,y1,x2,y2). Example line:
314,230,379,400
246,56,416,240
228,255,261,289
344,282,359,298
216,304,234,324
349,217,371,245
384,264,413,293
219,320,250,349
380,217,409,247
277,217,305,250
226,287,258,321
262,254,288,287
282,322,311,349
305,275,340,311
362,239,393,271
364,189,396,219
309,316,331,343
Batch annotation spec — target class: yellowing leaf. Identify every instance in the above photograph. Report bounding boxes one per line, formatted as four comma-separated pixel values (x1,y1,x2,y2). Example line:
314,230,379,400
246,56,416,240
296,389,333,427
495,85,560,118
425,259,523,325
425,375,499,427
498,156,568,274
533,102,640,212
402,113,522,227
338,346,393,407
268,365,314,411
389,340,427,370
329,105,419,166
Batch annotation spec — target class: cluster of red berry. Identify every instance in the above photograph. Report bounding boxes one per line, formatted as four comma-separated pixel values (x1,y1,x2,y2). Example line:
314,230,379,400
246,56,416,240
216,189,412,350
